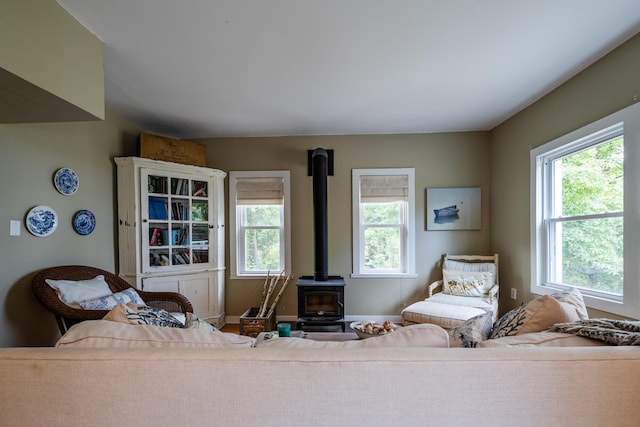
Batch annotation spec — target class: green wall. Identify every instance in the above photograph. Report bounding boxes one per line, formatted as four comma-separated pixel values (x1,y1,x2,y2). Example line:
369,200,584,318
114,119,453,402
1,6,638,346
0,111,140,347
490,33,640,318
201,133,491,321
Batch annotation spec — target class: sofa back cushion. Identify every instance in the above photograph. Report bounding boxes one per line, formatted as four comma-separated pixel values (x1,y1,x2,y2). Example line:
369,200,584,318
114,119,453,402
55,320,254,348
479,331,605,347
257,324,450,349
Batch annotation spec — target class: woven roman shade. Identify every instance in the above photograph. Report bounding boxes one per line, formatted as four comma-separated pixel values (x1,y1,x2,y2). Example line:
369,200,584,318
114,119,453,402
235,177,284,205
359,175,409,202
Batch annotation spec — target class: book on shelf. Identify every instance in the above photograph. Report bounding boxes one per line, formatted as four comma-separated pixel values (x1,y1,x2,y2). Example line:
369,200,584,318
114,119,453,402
149,227,163,246
172,252,191,265
149,197,167,220
171,202,189,221
171,178,188,195
148,176,167,194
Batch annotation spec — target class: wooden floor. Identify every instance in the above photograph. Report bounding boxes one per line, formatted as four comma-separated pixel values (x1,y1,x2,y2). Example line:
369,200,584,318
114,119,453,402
220,323,240,334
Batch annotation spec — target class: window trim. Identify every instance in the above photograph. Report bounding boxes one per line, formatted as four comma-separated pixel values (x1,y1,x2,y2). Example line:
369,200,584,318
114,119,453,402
351,168,416,279
530,102,640,318
229,171,291,279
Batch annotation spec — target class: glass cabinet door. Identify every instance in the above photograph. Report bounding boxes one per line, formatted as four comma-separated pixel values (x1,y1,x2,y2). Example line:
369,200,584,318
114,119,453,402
142,169,211,272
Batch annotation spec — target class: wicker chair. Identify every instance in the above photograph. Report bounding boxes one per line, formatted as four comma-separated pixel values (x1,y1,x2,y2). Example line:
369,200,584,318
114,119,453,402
32,265,194,334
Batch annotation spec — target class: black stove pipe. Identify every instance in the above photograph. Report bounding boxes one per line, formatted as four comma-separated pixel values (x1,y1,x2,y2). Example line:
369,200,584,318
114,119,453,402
311,148,329,281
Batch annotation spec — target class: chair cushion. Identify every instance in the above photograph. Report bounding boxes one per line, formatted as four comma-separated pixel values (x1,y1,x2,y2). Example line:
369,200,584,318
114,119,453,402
428,292,495,311
45,275,113,307
402,300,488,328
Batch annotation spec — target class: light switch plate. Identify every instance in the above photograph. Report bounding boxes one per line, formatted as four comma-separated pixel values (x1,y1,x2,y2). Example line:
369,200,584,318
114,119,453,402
10,220,20,236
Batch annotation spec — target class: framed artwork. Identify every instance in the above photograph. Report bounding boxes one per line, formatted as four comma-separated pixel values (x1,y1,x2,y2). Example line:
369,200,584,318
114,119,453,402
426,187,481,230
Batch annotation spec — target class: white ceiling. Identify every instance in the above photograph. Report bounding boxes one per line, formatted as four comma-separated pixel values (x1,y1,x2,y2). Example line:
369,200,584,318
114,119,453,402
57,0,640,139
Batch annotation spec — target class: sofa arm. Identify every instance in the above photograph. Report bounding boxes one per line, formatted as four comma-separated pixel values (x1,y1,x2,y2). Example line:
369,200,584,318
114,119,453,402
427,280,443,298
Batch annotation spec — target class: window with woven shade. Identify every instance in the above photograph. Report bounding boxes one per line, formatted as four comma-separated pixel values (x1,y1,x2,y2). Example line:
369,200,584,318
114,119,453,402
229,171,291,278
352,168,416,278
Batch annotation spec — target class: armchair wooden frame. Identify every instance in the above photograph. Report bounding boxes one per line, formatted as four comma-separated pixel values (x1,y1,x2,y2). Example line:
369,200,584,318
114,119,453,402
428,254,500,304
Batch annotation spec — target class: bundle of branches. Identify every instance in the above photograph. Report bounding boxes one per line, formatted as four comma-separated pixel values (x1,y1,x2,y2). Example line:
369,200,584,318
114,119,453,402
257,270,292,318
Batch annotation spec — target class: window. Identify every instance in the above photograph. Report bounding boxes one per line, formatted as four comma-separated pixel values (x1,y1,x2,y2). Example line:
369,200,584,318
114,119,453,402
531,102,640,318
352,168,416,278
229,171,291,278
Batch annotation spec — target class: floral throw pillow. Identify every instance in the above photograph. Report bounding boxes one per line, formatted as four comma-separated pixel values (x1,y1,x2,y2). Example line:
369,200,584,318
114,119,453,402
442,270,493,296
448,311,493,348
123,303,184,328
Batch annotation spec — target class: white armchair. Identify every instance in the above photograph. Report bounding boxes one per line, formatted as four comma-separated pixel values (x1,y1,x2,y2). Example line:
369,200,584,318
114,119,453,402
402,254,500,328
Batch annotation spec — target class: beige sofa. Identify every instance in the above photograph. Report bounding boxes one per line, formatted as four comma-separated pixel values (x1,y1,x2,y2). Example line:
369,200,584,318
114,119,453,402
2,319,640,427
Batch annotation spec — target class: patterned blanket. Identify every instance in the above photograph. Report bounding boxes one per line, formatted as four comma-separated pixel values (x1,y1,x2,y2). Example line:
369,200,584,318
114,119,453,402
548,319,640,346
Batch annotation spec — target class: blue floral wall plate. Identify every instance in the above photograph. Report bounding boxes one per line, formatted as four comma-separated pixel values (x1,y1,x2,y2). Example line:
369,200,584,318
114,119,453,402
73,210,96,235
26,205,58,237
54,167,79,195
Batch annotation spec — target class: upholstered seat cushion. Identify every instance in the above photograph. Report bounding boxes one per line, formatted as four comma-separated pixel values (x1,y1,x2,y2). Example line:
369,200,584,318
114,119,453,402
401,300,488,329
428,292,495,310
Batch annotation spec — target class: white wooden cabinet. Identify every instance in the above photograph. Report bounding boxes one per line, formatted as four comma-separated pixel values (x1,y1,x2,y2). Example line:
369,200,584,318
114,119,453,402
114,157,226,327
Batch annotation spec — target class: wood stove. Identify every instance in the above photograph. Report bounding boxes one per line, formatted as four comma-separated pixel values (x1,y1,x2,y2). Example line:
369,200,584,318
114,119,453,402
296,148,346,332
296,276,346,331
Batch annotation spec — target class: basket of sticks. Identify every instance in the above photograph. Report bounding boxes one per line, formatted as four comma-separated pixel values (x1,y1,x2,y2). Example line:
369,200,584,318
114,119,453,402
239,271,292,337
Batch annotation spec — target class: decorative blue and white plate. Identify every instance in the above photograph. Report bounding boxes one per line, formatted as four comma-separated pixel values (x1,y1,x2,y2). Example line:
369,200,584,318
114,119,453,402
54,167,79,195
72,209,96,235
26,205,58,237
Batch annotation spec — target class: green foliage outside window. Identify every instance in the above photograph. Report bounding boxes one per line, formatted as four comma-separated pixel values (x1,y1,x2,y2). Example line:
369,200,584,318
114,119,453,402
243,206,282,271
363,202,402,270
557,137,623,294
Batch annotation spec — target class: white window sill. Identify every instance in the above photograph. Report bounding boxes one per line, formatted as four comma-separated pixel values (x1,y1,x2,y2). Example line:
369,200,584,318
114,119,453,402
351,273,418,279
230,274,289,280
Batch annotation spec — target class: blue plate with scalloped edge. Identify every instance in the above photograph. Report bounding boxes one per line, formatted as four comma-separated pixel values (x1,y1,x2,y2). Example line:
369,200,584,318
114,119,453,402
72,210,96,235
54,167,79,195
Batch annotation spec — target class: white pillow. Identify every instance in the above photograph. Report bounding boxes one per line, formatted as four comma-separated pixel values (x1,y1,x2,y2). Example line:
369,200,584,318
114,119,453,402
45,275,113,306
442,269,493,295
79,288,145,310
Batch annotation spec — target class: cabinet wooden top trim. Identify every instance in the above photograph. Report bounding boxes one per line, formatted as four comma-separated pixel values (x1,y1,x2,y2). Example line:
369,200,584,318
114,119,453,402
114,156,226,178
